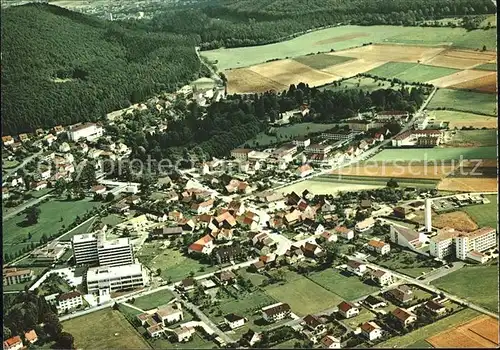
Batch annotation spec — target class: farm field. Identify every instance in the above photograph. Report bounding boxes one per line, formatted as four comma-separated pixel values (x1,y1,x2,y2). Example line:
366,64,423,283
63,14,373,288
202,26,496,70
315,174,439,189
475,62,497,71
437,177,498,193
243,122,338,147
412,210,478,232
429,110,497,129
225,68,286,94
450,73,497,93
426,316,499,348
424,48,497,69
443,130,497,147
293,53,354,70
307,269,379,300
329,44,447,63
320,58,385,78
332,162,456,179
264,270,343,316
432,264,499,312
132,290,175,311
368,62,459,82
427,69,495,88
62,309,150,349
369,146,497,162
2,198,101,257
277,179,385,196
426,89,497,116
461,195,498,228
375,309,481,348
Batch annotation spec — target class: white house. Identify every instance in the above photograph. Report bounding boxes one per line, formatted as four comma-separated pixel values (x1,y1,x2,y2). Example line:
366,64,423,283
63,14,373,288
336,226,354,240
367,240,391,255
370,269,393,287
156,303,183,324
56,291,84,314
320,335,341,349
346,260,367,276
361,321,382,341
261,303,291,323
67,123,104,142
224,313,246,329
338,301,359,319
3,336,23,350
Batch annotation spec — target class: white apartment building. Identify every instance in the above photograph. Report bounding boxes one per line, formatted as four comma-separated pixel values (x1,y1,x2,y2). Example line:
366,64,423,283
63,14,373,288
455,227,497,261
261,303,291,323
72,233,99,265
429,228,458,259
305,143,333,155
56,291,84,314
230,148,253,160
67,123,104,142
3,268,34,286
97,236,134,267
86,263,148,294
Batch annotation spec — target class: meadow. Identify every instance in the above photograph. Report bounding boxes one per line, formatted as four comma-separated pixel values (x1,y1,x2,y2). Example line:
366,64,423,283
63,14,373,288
429,110,497,129
462,195,498,228
427,89,497,116
277,179,385,196
202,25,496,70
445,129,498,147
368,62,459,82
369,146,497,162
475,62,497,71
307,269,379,300
132,289,176,311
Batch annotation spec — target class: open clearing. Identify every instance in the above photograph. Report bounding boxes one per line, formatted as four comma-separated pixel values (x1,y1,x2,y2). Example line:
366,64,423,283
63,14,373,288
375,309,481,348
429,110,497,129
432,265,499,312
424,49,496,69
427,89,497,116
203,26,496,70
427,69,495,88
450,73,497,94
332,162,456,180
278,179,384,196
62,309,150,349
293,53,354,70
443,130,497,147
427,316,499,348
462,194,498,228
368,62,459,83
370,147,497,162
437,177,498,193
225,69,286,94
308,269,379,300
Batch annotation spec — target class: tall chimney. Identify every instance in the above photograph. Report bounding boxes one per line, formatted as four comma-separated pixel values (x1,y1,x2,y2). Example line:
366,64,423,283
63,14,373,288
425,198,432,232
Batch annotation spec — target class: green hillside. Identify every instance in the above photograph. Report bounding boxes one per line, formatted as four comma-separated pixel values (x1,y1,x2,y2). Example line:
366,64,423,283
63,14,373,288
1,4,203,134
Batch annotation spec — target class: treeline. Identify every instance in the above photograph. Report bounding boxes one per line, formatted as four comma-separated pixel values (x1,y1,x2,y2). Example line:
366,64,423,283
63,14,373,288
118,82,428,162
123,0,496,49
1,3,204,134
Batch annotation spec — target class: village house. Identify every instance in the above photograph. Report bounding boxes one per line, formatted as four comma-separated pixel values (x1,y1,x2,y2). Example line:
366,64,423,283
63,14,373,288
214,270,237,286
31,180,48,191
336,226,354,240
24,330,38,345
303,314,327,336
3,336,23,350
367,240,391,255
188,234,214,255
361,321,383,341
320,335,341,349
321,231,338,242
251,232,277,255
284,247,305,264
302,219,325,235
392,308,417,327
150,226,183,240
346,260,367,276
191,199,214,215
363,295,387,309
370,269,393,287
230,148,253,161
241,330,262,347
91,185,106,195
386,285,414,305
296,164,314,178
301,242,324,259
224,314,247,330
157,303,183,325
56,291,84,314
261,303,291,323
213,244,242,264
2,135,14,146
337,301,359,319
172,326,196,342
425,300,446,315
179,278,196,292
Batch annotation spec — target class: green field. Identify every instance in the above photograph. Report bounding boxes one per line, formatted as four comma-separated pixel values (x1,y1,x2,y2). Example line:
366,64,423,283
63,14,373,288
293,53,354,70
462,195,498,228
314,175,439,189
243,122,338,147
62,309,151,349
429,110,497,129
368,62,459,82
446,130,497,147
432,265,499,312
264,270,342,316
149,333,215,349
202,25,496,70
375,251,436,278
308,269,378,300
427,89,497,116
370,146,497,162
475,62,497,71
323,77,406,92
375,308,481,348
3,199,101,257
59,216,97,242
132,290,175,311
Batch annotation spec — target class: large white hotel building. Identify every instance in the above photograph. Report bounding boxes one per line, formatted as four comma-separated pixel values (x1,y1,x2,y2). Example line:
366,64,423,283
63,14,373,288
86,263,148,294
71,233,134,267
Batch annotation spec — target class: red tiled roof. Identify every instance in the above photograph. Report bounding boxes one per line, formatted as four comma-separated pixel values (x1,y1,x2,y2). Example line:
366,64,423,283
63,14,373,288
338,301,355,312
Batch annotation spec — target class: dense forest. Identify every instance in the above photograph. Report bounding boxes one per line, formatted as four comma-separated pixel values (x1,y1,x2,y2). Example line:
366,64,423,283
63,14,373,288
1,4,204,134
112,83,429,163
125,0,496,49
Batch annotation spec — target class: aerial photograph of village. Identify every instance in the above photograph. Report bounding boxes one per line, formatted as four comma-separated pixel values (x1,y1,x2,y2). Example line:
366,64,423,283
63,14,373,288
1,0,498,349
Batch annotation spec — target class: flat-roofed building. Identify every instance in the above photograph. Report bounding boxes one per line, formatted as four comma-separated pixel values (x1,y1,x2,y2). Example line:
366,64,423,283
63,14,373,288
86,263,148,294
71,233,99,265
455,227,497,261
97,236,134,267
67,123,103,142
3,268,34,286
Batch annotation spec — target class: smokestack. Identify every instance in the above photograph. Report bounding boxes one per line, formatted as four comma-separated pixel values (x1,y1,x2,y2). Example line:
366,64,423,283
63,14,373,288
425,198,432,232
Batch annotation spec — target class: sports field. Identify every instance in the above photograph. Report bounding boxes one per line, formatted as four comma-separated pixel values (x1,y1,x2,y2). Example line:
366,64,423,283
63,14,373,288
429,110,497,129
462,194,498,228
444,129,498,147
3,199,101,257
370,147,497,162
432,265,499,312
307,269,379,300
368,62,459,83
62,309,151,349
202,25,496,70
427,89,497,116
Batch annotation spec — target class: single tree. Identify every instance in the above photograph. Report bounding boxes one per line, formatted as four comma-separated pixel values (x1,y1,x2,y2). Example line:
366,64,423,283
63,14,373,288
25,206,41,225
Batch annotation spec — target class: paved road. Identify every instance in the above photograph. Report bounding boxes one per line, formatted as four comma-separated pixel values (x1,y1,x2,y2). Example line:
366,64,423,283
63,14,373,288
3,193,53,221
346,256,499,319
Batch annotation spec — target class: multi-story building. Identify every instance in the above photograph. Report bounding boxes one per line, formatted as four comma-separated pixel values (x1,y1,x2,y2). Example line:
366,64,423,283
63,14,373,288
56,291,84,314
3,268,34,286
320,131,360,141
261,303,291,323
292,137,311,148
304,143,333,155
391,130,442,147
86,263,148,294
230,148,253,161
271,143,297,162
97,236,134,267
72,233,99,265
67,123,103,142
455,227,496,262
367,240,391,255
429,228,459,259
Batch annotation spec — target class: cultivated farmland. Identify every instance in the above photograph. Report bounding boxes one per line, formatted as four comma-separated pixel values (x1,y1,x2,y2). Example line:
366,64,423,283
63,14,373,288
462,194,498,228
475,62,497,71
427,69,495,88
367,62,459,83
225,69,286,94
437,177,498,193
443,129,498,147
329,44,446,63
424,49,496,69
293,53,354,70
450,73,497,94
412,210,478,232
331,162,456,179
321,58,386,78
427,89,497,116
278,179,385,196
369,147,497,162
428,110,497,129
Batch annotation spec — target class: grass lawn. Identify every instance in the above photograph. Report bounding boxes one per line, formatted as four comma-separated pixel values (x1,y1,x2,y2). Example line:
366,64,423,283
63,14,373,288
137,243,221,282
293,53,354,70
272,338,300,349
407,339,434,348
59,216,97,242
343,307,377,329
217,290,277,316
62,309,151,349
203,25,496,70
2,198,101,257
429,110,497,129
431,264,499,312
149,333,215,349
446,129,497,147
132,290,176,311
375,308,481,348
461,195,498,228
370,146,496,162
264,270,342,316
242,122,338,148
100,213,125,227
427,89,497,116
375,251,435,278
308,268,379,300
119,304,144,319
239,270,269,287
368,62,459,82
475,62,497,71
